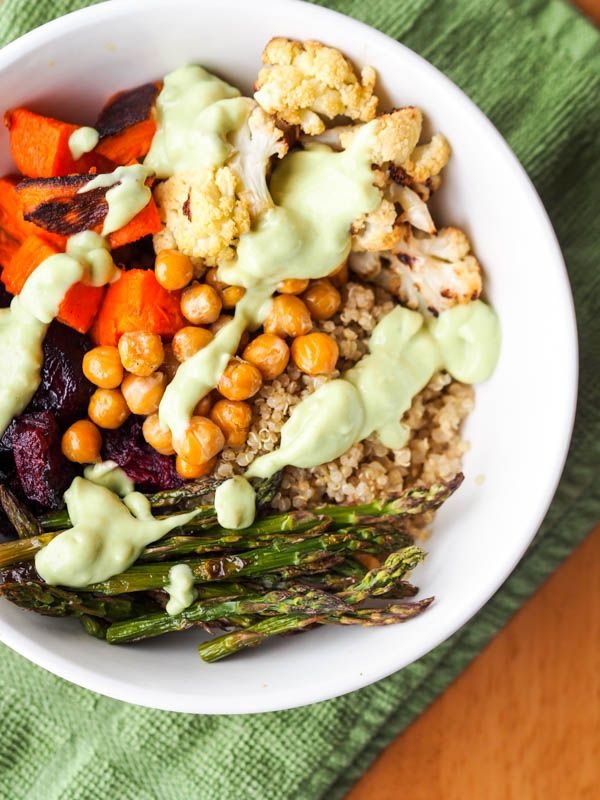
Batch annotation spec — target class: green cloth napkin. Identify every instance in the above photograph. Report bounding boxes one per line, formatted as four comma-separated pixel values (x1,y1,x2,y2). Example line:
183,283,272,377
1,1,598,798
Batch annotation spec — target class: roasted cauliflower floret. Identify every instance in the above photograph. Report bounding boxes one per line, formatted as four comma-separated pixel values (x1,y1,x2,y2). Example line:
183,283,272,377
229,103,288,219
254,37,378,134
349,224,482,314
309,111,449,183
154,167,251,267
339,107,422,164
351,199,402,252
401,133,450,183
385,182,436,234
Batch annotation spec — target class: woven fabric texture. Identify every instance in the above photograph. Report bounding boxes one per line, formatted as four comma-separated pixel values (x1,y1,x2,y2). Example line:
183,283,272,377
0,1,598,798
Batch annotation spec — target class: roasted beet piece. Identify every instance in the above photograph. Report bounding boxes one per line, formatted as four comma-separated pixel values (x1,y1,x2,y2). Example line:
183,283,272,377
0,282,12,309
29,321,94,425
102,417,182,492
13,411,75,509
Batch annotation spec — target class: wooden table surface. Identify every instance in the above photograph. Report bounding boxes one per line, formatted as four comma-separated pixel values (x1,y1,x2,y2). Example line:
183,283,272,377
347,2,600,797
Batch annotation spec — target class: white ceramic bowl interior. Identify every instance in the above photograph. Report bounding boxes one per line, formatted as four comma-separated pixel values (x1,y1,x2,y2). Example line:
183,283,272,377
0,0,577,714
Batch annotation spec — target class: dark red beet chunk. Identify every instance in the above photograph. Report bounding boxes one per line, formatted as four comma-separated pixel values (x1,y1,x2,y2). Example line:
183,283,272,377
102,417,182,492
29,321,94,425
13,411,75,509
0,283,12,309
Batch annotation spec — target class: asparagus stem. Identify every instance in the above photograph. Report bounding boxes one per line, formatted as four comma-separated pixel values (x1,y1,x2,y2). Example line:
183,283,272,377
37,472,459,535
38,510,71,532
339,547,426,604
107,587,349,643
314,474,463,526
336,598,434,625
0,581,143,620
198,615,319,662
0,532,59,568
252,472,283,508
79,615,108,639
85,528,412,596
85,530,388,595
198,598,434,662
0,486,42,539
140,517,332,561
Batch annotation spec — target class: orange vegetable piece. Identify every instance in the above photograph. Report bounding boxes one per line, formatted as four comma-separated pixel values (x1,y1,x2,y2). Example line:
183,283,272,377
1,235,104,333
96,119,157,165
15,173,160,248
0,175,65,248
90,269,185,346
94,81,161,165
107,197,161,249
4,108,111,178
0,228,19,271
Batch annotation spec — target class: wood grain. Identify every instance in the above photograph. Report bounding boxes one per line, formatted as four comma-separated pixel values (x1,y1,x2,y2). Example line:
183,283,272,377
347,525,600,800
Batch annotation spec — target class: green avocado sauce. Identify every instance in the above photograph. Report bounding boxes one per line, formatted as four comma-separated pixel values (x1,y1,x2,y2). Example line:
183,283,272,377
68,126,99,160
35,476,198,588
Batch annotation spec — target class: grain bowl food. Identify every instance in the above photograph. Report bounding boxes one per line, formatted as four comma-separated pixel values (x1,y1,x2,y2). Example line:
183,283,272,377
0,37,499,661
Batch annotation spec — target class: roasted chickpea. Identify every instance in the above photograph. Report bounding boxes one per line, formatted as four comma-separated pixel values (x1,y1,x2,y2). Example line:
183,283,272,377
121,372,167,416
142,414,175,456
118,331,164,377
221,285,246,309
263,295,312,338
172,326,214,362
161,344,180,381
291,332,339,376
154,249,194,290
194,394,213,417
180,282,222,325
61,420,102,464
82,345,123,389
217,358,262,401
210,399,252,447
173,415,225,465
329,260,348,287
277,278,309,295
176,455,217,479
242,333,289,380
88,388,130,429
303,278,341,321
205,267,227,292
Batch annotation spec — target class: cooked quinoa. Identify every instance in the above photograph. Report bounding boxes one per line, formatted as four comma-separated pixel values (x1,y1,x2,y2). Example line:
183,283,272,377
214,281,474,532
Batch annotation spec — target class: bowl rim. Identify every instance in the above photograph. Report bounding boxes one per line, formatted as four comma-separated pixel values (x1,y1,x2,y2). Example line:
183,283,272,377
0,0,578,714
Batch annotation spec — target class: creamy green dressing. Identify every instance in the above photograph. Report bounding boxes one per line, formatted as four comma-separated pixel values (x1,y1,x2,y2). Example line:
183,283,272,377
214,475,256,530
68,126,99,160
218,138,380,289
0,234,119,437
0,298,47,436
164,564,197,615
83,461,134,497
160,286,271,440
66,231,120,287
79,164,153,235
144,65,249,178
34,478,198,587
429,300,501,383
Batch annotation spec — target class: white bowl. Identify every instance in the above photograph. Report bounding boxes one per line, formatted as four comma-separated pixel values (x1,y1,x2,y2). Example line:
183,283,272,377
0,0,577,714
